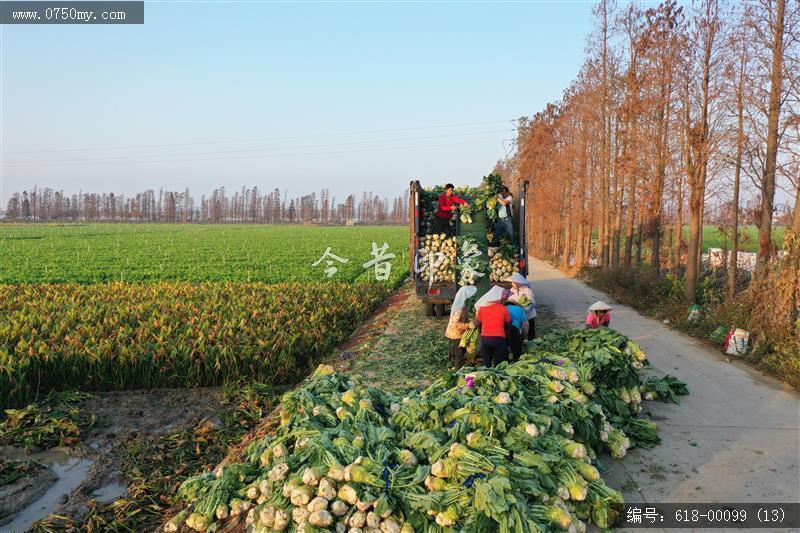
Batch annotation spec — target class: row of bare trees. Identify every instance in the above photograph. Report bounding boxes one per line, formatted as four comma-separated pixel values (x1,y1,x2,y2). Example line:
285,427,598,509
3,186,409,225
502,0,799,303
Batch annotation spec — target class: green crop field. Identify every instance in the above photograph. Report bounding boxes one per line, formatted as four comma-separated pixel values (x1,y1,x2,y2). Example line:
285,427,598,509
0,223,410,404
690,225,785,253
590,225,785,254
0,223,408,284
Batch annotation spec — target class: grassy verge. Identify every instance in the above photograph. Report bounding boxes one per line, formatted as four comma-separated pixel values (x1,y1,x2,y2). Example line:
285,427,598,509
334,285,564,395
332,287,451,394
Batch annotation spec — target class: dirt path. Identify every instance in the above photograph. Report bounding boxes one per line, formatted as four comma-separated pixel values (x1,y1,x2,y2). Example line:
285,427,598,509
528,257,800,506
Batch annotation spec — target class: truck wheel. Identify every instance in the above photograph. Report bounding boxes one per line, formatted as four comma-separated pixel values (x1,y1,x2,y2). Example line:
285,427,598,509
425,303,435,316
434,304,446,317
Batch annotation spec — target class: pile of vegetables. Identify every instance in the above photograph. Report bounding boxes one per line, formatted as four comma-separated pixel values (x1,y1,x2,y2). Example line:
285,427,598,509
455,236,488,287
173,329,687,532
417,234,457,284
488,245,521,283
528,329,688,444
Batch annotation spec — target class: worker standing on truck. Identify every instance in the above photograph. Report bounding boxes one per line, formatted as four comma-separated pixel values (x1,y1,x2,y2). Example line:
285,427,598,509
491,186,514,245
474,286,511,367
435,183,467,237
446,285,477,369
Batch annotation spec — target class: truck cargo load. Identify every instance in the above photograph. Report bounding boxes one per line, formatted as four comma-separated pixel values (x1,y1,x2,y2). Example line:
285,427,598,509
408,177,528,316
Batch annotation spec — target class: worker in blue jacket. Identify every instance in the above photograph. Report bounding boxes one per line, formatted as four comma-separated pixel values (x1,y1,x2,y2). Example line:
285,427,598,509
503,290,529,362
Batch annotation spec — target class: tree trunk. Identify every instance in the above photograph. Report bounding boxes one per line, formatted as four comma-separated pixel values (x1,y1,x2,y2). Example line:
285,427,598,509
623,181,636,269
685,169,704,303
652,82,672,274
599,0,610,269
623,115,638,270
612,124,623,270
793,192,800,242
563,222,572,266
636,223,643,266
697,198,705,277
756,0,785,278
668,227,674,264
791,195,800,323
673,172,683,270
727,43,746,301
684,0,717,303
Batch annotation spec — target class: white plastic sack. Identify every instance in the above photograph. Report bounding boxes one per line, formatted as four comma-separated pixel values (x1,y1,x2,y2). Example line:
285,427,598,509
725,328,750,356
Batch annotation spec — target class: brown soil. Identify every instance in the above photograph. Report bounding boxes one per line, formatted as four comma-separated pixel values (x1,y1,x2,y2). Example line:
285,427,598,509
7,387,223,524
78,386,222,448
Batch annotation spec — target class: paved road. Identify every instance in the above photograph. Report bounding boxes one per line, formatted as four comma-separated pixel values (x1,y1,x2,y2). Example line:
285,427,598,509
528,258,800,507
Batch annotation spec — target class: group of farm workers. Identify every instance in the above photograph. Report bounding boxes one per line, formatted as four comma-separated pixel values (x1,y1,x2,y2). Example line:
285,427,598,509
435,183,514,245
446,272,535,369
438,181,613,369
445,274,614,369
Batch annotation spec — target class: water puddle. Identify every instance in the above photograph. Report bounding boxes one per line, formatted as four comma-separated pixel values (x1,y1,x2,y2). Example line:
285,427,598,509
1,448,93,532
91,480,127,504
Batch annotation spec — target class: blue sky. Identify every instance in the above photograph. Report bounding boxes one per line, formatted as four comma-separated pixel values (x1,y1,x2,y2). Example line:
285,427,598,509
0,1,594,202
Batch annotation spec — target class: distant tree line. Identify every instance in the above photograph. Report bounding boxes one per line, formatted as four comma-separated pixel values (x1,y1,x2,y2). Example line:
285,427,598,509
3,186,409,225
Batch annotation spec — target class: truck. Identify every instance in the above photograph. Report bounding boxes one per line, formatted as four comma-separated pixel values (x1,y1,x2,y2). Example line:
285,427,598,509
408,179,529,316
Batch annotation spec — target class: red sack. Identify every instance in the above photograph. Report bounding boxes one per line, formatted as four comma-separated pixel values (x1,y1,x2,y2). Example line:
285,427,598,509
723,328,734,352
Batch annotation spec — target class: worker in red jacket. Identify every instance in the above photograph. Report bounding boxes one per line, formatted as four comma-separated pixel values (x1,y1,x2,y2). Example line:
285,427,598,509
435,183,467,236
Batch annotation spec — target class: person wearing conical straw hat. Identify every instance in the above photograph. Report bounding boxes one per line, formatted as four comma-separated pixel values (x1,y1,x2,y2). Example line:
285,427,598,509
446,285,477,369
506,272,537,340
586,301,612,329
474,286,511,367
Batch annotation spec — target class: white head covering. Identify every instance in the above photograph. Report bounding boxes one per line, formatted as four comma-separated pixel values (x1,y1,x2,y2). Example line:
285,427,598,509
475,286,506,308
449,285,477,320
588,301,612,312
506,272,529,286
